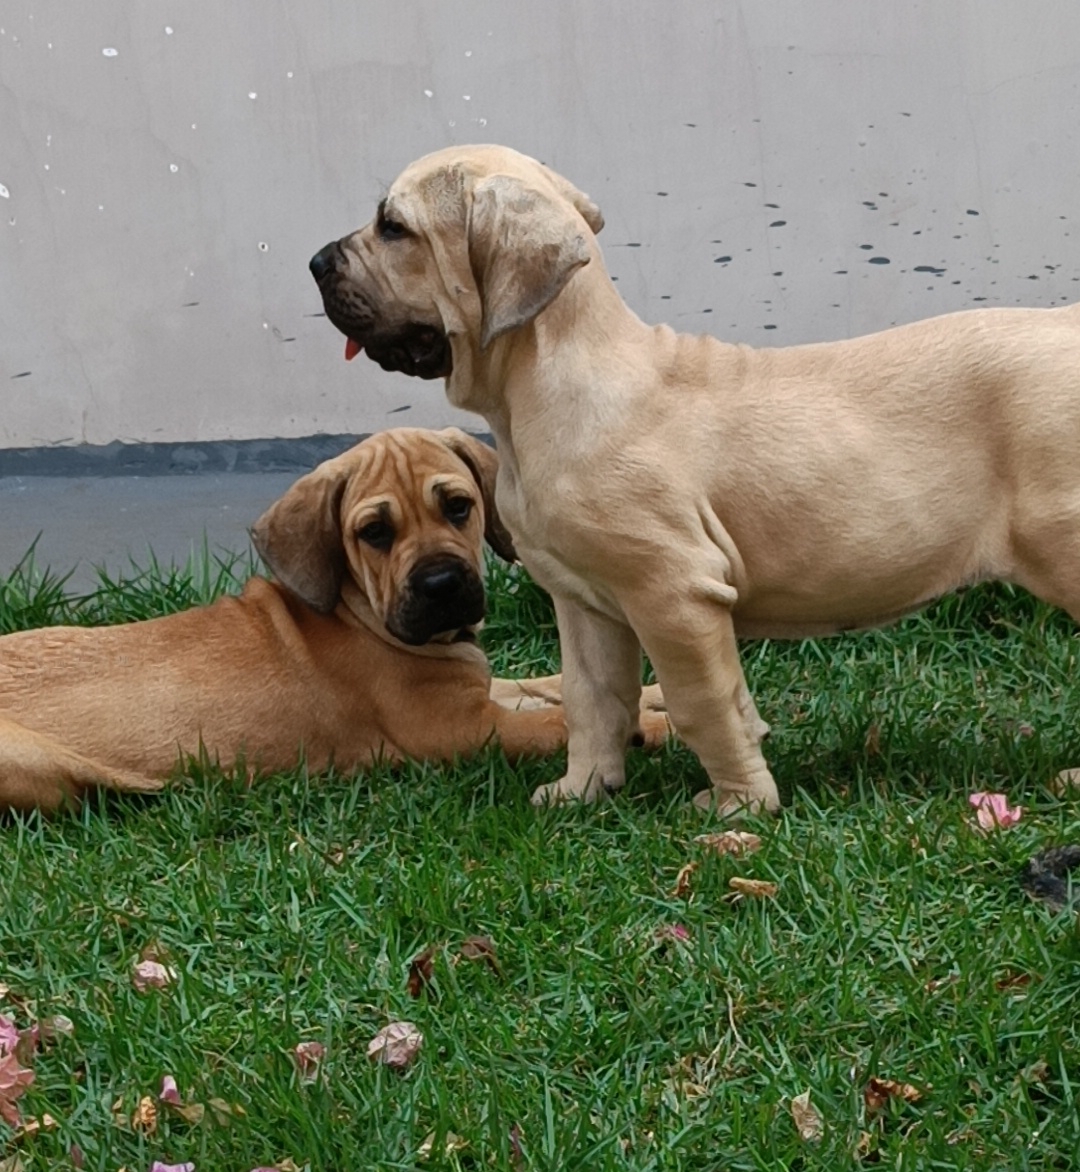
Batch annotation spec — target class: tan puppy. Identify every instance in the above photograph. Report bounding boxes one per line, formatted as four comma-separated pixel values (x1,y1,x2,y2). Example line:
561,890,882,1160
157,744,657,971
310,144,1080,814
0,426,668,812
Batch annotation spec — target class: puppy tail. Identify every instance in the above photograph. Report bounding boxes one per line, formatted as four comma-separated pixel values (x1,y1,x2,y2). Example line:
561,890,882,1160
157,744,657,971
1019,844,1080,913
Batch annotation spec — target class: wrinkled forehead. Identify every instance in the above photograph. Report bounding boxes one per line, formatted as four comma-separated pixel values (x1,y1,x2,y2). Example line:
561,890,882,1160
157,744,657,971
389,145,550,210
341,432,474,513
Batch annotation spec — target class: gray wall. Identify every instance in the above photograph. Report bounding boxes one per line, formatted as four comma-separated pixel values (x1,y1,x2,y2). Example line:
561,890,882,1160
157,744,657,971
3,1,1080,449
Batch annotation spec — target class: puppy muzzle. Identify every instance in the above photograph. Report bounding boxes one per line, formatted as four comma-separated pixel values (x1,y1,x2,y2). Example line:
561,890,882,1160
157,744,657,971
309,239,453,379
386,555,486,645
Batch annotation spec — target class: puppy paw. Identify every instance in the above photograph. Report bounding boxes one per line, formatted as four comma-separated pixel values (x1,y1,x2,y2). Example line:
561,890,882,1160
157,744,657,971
632,709,673,750
639,682,667,712
530,773,623,806
692,783,780,818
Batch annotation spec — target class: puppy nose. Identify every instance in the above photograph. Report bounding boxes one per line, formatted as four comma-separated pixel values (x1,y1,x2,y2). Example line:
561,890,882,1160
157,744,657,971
417,566,463,600
309,242,340,281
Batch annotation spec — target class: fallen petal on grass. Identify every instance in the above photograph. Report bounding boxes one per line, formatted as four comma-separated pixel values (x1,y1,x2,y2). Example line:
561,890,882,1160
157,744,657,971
653,923,691,945
968,791,1023,831
159,1075,182,1104
0,1051,35,1127
728,876,778,898
132,960,176,992
292,1041,325,1083
790,1090,823,1142
367,1021,423,1070
150,1163,195,1172
694,830,762,856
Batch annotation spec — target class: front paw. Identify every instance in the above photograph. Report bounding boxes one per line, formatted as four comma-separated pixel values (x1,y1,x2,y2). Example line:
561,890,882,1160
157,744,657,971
632,709,673,750
530,772,624,806
692,774,780,817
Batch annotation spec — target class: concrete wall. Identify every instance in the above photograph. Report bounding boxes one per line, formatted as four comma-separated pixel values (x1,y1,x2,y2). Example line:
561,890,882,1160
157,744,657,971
2,0,1080,450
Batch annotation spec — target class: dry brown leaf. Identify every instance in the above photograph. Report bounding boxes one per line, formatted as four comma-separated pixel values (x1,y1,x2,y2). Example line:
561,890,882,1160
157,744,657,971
790,1090,823,1142
367,1021,423,1070
864,724,881,756
111,1096,128,1128
671,862,698,897
854,1130,876,1159
418,1130,468,1160
994,970,1034,993
457,936,502,977
166,1099,206,1125
694,830,763,857
0,1156,26,1172
864,1076,922,1114
1052,767,1080,795
728,876,778,898
1018,1059,1050,1085
131,1095,157,1134
509,1122,524,1168
10,1112,58,1141
407,946,438,998
208,1096,245,1126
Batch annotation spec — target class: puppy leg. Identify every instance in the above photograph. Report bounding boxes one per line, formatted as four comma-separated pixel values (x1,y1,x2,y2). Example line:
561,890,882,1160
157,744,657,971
627,601,778,816
490,703,570,758
490,674,565,710
0,715,165,813
530,597,642,805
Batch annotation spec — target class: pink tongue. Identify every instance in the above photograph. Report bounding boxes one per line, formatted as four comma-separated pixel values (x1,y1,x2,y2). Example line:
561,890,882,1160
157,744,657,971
344,338,362,361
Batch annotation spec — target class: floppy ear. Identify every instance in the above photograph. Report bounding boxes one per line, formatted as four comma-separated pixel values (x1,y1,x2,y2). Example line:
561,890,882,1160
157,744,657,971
468,174,593,350
250,459,351,612
439,428,518,563
543,165,605,235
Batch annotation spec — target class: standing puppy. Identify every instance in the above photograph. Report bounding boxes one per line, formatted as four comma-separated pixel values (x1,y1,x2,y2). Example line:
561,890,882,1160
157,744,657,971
310,144,1080,813
0,427,667,812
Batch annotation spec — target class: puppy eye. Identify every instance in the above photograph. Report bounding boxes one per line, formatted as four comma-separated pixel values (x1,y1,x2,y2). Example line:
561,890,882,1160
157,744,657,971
379,217,409,241
357,519,395,550
442,497,473,526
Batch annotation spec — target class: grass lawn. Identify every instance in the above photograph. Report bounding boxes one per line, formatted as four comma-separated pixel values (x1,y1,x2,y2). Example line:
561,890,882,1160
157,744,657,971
1,548,1080,1170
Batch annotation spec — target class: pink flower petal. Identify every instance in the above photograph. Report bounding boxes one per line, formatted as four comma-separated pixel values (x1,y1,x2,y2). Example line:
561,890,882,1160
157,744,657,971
0,1049,35,1125
132,959,176,992
653,923,691,943
159,1074,182,1104
969,791,1024,831
150,1162,195,1172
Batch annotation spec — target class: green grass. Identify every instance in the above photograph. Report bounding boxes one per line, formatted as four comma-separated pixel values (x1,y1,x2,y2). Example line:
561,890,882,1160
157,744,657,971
2,548,1080,1170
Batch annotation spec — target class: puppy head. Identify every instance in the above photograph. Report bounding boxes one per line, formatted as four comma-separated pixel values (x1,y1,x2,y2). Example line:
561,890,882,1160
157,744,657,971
251,427,515,646
309,145,605,374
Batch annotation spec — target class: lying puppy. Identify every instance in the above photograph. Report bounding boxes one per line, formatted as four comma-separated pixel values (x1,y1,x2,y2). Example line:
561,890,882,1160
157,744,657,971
0,426,668,812
310,143,1080,813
